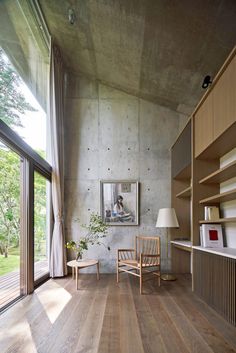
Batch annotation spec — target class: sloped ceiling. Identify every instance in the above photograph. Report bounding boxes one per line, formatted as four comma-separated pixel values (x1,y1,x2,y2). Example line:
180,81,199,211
39,0,236,114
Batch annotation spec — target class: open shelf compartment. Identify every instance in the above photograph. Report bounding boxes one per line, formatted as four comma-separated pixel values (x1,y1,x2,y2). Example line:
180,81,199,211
199,189,236,204
176,186,192,198
199,160,236,184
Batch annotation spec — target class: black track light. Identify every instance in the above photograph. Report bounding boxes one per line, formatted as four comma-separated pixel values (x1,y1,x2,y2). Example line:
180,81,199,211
202,75,212,89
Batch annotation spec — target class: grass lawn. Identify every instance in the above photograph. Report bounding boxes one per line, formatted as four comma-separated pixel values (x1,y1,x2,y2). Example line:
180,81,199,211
0,254,20,276
0,245,47,276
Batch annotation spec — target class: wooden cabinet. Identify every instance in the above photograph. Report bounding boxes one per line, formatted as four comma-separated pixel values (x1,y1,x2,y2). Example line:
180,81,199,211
213,55,236,139
193,248,236,326
194,92,213,158
194,49,236,158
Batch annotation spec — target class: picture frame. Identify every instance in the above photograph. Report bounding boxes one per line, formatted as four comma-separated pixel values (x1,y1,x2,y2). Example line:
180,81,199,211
200,224,223,248
100,180,139,226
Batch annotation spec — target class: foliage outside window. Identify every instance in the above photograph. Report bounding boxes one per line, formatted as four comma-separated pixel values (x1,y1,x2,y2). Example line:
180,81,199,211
0,146,20,260
0,48,36,128
0,48,48,276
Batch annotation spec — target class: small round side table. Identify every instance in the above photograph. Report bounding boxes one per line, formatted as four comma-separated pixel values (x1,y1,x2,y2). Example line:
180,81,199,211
67,259,100,290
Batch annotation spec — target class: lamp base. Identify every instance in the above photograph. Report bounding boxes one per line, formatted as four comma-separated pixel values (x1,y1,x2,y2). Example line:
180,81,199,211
161,273,177,281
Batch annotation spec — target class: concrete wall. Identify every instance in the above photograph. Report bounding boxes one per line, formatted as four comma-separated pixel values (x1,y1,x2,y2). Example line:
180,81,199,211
64,74,187,272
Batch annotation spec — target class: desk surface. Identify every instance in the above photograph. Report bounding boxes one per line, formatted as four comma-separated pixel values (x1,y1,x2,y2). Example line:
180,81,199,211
171,240,192,248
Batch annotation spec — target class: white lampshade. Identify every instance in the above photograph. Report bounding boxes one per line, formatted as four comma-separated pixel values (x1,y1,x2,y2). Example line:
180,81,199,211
156,208,179,228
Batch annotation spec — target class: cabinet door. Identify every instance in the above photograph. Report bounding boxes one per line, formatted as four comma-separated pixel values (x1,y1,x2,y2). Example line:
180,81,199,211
194,92,213,158
213,55,236,139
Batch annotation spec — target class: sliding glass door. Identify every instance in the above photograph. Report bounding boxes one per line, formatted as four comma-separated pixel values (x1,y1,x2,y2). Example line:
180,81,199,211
0,121,52,311
0,140,23,309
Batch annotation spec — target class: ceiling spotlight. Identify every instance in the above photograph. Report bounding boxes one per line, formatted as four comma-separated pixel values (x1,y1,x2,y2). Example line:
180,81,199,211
68,8,76,25
202,75,212,89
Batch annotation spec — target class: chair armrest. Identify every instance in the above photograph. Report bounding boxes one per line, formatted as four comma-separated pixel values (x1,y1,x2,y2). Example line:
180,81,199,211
141,254,160,257
117,249,136,261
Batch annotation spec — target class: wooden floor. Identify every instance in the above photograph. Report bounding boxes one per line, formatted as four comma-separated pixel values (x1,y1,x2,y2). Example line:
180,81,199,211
0,274,236,353
0,260,48,309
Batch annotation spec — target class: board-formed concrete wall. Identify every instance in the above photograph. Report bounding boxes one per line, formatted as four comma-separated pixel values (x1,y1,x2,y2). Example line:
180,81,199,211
64,74,187,272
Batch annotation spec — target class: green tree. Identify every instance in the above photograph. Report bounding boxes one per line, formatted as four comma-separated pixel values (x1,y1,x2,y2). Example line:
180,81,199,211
34,171,47,260
0,47,36,128
0,148,48,259
0,146,20,257
0,48,45,260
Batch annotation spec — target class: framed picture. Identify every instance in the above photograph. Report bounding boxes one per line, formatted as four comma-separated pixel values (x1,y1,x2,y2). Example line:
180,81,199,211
100,180,139,225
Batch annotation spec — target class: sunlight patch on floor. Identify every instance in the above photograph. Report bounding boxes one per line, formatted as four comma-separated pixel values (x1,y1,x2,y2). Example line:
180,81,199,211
0,317,37,353
36,280,72,324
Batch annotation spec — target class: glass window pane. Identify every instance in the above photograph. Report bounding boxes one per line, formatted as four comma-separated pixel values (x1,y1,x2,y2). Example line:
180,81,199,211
0,141,22,309
34,171,50,281
0,48,47,159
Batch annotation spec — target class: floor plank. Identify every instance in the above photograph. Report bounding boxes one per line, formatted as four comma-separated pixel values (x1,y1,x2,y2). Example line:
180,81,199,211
163,279,236,353
0,274,236,353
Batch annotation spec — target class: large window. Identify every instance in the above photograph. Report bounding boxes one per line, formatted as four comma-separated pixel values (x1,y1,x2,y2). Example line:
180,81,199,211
0,123,51,312
0,0,51,311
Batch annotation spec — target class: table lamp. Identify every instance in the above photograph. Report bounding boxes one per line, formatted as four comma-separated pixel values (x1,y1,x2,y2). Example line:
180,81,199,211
156,208,179,281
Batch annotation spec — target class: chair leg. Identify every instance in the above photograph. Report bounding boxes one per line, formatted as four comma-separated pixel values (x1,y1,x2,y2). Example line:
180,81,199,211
117,262,119,283
139,269,142,294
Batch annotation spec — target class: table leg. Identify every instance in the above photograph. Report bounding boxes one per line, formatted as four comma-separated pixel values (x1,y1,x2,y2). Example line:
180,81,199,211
76,267,78,290
97,262,100,280
72,266,75,279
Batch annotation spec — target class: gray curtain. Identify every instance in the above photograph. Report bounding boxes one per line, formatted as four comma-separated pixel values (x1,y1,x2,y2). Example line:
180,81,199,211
49,42,67,277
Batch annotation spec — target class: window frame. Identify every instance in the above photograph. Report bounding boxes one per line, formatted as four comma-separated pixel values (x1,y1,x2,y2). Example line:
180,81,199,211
0,119,52,306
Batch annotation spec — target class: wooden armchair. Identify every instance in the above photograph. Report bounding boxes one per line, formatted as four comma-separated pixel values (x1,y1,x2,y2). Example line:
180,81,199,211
117,236,161,294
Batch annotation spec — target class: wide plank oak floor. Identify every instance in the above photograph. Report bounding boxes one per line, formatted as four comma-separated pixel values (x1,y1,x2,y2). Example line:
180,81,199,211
0,274,236,353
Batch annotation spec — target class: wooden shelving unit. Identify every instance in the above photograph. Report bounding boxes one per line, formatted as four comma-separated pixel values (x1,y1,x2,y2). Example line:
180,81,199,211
199,217,236,224
171,120,192,274
171,47,236,325
199,189,236,204
176,186,191,198
199,160,236,184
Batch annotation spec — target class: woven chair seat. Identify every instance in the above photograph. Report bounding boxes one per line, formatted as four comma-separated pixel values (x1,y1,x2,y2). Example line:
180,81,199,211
120,259,160,267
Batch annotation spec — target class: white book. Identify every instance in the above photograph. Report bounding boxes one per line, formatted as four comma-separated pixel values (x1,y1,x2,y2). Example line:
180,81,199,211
208,206,220,220
201,224,223,248
204,207,209,221
204,206,220,221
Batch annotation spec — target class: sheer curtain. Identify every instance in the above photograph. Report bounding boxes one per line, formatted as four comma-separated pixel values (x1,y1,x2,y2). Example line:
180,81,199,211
49,42,67,277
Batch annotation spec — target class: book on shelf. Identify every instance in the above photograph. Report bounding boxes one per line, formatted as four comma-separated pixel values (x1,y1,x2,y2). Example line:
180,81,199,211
200,224,223,248
204,206,220,221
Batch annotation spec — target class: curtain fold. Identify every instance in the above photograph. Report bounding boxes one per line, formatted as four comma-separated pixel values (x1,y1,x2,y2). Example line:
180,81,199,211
49,42,67,277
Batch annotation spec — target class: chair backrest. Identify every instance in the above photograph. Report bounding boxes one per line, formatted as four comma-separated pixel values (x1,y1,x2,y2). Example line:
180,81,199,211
135,236,160,265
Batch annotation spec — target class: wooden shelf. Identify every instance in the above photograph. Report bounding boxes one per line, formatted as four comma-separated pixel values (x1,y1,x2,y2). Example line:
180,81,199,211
176,186,191,198
199,217,236,224
199,160,236,184
196,122,236,160
173,164,191,181
199,188,236,204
